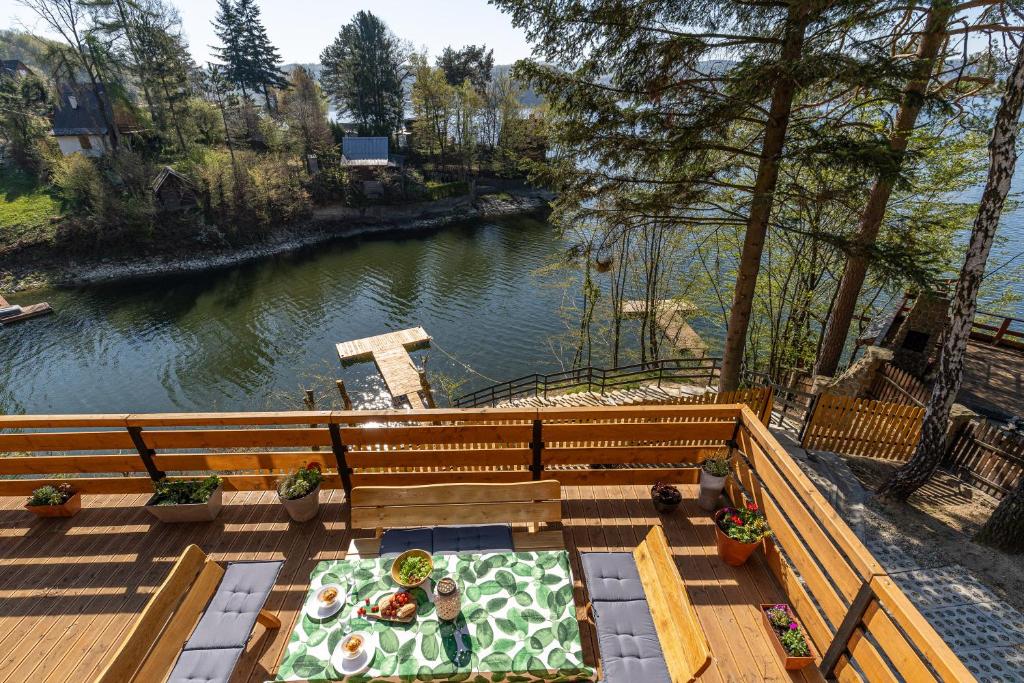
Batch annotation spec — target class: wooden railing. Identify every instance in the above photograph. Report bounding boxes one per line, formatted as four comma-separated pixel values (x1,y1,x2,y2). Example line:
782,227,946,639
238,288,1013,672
896,293,1024,351
802,394,926,461
945,418,1024,500
867,363,930,407
0,405,974,681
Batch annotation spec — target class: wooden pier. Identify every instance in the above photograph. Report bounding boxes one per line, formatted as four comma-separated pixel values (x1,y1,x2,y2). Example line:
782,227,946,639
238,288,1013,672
336,327,432,408
622,299,707,354
0,294,53,325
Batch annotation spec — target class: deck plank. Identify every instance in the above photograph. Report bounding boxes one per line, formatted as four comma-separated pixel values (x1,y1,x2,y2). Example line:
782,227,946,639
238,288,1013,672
0,483,816,682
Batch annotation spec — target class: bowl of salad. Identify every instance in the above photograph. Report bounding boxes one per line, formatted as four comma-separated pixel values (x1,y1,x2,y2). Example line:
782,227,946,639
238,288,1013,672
391,549,433,588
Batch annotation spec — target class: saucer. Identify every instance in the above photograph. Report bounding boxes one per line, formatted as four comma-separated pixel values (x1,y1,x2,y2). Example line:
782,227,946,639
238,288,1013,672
304,584,346,620
330,632,375,675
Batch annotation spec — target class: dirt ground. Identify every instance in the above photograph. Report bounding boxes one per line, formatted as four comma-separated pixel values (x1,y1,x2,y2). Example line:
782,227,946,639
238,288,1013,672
844,456,1024,615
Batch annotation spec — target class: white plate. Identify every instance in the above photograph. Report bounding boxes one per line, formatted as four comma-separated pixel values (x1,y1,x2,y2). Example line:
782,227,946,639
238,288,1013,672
330,631,375,676
304,584,347,620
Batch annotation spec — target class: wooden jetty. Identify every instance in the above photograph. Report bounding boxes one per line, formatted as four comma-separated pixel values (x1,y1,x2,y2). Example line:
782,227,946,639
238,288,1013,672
622,299,707,354
0,294,53,325
337,327,433,409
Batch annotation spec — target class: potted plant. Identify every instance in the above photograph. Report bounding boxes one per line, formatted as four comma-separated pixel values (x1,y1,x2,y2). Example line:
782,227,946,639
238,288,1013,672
650,481,682,513
144,475,223,523
25,484,81,518
698,450,731,511
761,603,816,670
277,463,322,522
714,501,771,566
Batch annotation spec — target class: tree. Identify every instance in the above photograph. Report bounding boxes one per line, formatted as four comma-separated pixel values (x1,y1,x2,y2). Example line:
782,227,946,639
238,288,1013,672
236,0,288,112
437,44,494,93
279,65,332,157
410,54,453,167
977,475,1024,553
0,68,52,173
211,0,246,95
878,43,1024,502
201,63,240,170
320,11,405,136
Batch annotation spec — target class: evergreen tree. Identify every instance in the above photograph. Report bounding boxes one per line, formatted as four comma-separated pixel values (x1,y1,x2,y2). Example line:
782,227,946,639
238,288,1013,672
211,0,247,96
320,11,405,136
437,45,494,93
236,0,288,112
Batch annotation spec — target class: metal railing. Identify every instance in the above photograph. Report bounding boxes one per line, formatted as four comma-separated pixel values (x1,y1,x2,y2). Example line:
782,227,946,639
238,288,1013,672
452,357,721,408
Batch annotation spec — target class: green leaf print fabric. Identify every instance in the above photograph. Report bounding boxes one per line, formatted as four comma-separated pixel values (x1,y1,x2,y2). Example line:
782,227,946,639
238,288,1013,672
276,551,593,682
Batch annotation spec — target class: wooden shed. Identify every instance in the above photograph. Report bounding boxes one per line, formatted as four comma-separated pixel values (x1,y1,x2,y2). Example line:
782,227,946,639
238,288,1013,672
151,166,198,212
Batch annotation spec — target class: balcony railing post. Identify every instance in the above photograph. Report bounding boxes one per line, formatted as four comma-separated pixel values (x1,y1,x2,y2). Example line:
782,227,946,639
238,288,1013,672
127,426,165,481
328,423,353,496
529,419,544,481
819,582,876,680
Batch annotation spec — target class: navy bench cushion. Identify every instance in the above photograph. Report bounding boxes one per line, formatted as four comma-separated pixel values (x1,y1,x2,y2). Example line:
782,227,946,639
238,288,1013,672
580,552,646,602
184,560,283,651
379,524,514,557
593,599,671,683
166,646,244,683
433,524,514,554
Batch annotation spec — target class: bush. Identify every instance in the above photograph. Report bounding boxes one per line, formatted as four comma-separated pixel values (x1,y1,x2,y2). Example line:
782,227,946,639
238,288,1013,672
278,464,322,500
151,475,222,505
27,484,75,507
701,449,731,477
51,153,104,213
426,180,469,201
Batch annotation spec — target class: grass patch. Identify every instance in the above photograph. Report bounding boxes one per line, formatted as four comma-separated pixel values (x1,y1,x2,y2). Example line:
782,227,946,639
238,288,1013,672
0,169,62,248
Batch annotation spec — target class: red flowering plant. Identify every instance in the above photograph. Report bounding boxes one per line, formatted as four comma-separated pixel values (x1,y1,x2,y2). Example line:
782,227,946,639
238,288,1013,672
715,500,772,544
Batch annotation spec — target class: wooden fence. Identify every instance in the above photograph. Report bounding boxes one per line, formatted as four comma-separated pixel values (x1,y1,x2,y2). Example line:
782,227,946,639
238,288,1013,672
944,418,1024,500
802,394,925,461
0,405,975,681
866,363,929,407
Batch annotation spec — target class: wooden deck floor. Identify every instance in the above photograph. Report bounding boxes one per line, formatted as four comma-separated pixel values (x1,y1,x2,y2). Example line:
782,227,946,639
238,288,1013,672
961,339,1024,421
0,484,820,683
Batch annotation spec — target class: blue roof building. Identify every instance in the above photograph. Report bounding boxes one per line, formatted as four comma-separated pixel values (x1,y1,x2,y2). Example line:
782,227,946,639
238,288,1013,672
341,137,390,166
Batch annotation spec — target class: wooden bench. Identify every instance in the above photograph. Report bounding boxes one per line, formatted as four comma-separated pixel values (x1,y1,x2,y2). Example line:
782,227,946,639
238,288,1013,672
95,545,282,683
581,526,712,683
346,480,564,558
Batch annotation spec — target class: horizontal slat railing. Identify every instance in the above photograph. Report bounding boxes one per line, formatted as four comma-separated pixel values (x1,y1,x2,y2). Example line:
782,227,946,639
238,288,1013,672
733,407,975,683
0,405,975,681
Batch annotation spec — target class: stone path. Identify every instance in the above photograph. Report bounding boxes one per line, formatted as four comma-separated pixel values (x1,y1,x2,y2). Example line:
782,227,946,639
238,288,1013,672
497,382,707,407
771,425,1024,683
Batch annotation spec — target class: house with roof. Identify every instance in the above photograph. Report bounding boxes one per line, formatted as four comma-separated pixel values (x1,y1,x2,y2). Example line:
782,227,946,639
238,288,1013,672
151,166,198,212
1,60,32,79
341,136,393,168
51,84,139,157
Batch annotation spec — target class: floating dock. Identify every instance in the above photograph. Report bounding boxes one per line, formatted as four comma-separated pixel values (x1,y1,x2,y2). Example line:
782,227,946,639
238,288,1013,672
0,294,53,325
622,299,707,354
337,327,433,409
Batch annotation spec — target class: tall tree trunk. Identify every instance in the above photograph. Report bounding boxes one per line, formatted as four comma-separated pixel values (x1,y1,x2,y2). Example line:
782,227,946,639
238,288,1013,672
976,475,1024,553
718,4,808,391
814,1,952,376
878,44,1024,501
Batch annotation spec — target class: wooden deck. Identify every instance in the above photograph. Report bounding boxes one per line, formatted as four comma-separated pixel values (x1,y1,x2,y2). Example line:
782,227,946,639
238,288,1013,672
621,299,708,354
337,328,432,408
961,339,1024,421
0,484,816,683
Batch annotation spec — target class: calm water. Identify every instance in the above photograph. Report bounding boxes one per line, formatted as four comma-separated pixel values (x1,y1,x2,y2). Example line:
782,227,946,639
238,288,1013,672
0,215,581,413
2,180,1022,414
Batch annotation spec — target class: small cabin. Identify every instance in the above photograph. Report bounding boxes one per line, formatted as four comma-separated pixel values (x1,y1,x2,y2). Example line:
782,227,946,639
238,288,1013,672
151,166,198,212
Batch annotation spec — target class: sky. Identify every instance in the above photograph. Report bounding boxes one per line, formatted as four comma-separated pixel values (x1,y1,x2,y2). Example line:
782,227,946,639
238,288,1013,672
5,0,536,66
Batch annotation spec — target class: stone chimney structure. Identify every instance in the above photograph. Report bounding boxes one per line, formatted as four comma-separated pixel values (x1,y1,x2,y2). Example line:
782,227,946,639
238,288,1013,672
889,290,950,379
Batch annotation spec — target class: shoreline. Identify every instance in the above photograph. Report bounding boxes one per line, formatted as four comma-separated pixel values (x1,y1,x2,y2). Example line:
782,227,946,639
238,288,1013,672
0,190,551,293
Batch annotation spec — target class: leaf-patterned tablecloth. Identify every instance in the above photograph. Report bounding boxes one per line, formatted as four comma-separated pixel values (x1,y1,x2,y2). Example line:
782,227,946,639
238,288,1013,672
276,551,593,682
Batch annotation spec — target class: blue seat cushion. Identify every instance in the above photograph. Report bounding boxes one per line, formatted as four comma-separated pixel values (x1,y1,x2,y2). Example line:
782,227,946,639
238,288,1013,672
433,524,514,554
581,553,646,602
166,646,244,683
184,560,283,651
592,599,671,683
379,527,434,558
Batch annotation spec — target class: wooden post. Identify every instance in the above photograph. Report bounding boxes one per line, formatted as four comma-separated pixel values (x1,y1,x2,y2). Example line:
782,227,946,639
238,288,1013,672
820,583,876,680
335,380,353,411
127,426,166,481
992,316,1011,346
328,423,352,495
530,419,544,481
304,389,319,452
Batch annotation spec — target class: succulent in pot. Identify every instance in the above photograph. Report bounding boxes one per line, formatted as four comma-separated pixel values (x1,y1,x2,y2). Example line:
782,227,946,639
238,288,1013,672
650,480,682,513
145,475,223,523
278,463,322,522
698,449,730,511
26,483,81,518
714,500,772,566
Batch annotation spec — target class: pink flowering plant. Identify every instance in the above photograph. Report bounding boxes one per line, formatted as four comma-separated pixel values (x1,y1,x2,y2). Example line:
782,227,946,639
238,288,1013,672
716,501,772,544
765,604,811,657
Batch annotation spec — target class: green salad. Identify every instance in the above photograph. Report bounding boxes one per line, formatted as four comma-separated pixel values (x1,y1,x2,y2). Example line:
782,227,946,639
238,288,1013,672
398,555,430,584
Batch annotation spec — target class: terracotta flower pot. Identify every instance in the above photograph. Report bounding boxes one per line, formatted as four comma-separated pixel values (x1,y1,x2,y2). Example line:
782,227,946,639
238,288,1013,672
26,492,82,518
714,509,760,566
144,485,223,523
761,604,816,670
280,484,320,522
698,469,727,511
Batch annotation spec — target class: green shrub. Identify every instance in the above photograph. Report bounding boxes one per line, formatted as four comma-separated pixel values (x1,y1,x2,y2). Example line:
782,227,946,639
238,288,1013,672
151,475,222,505
27,484,75,507
426,181,468,200
277,464,322,500
701,449,731,477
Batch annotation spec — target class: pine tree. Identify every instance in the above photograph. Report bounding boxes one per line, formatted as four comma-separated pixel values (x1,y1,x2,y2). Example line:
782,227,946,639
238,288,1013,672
878,44,1024,503
236,0,288,113
211,0,247,97
320,11,405,136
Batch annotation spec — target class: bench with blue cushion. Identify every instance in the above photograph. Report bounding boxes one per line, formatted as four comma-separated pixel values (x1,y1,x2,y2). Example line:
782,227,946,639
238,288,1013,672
580,527,712,683
97,545,283,683
347,481,564,558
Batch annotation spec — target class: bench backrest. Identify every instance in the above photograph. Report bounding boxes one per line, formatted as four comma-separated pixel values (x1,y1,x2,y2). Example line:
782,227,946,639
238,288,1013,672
633,526,712,683
95,544,224,683
350,480,562,532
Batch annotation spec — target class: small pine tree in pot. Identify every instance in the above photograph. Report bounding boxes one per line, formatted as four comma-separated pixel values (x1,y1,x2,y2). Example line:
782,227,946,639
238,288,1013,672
277,463,322,522
26,484,81,518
